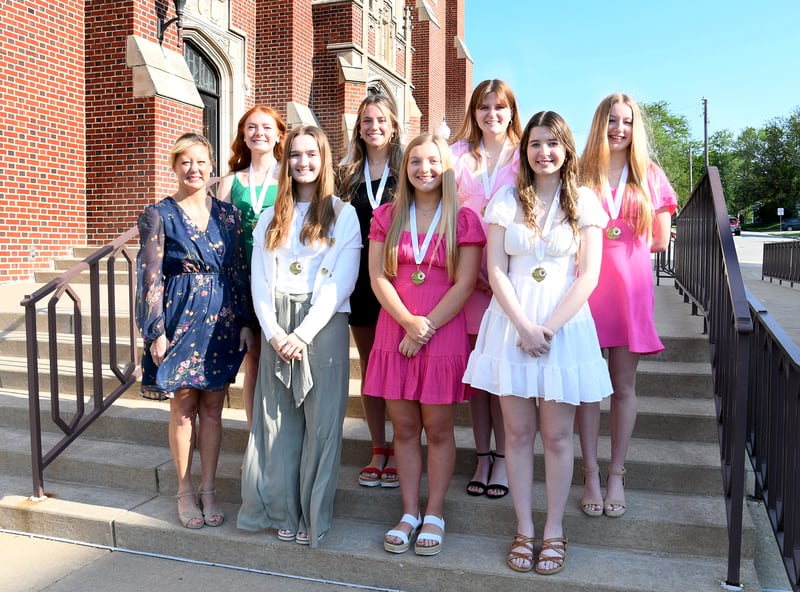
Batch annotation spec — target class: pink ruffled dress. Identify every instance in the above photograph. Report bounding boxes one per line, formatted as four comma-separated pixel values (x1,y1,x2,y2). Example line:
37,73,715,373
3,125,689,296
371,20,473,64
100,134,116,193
588,164,678,354
451,140,520,335
363,204,486,404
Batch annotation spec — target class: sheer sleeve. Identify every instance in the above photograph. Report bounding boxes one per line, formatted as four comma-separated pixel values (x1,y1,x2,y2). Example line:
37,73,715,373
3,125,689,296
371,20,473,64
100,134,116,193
226,201,255,329
135,204,165,342
648,164,678,215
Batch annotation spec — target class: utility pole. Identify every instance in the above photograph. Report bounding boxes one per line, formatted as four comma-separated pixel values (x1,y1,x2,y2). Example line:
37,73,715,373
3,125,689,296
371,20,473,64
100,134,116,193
702,97,709,167
689,146,693,189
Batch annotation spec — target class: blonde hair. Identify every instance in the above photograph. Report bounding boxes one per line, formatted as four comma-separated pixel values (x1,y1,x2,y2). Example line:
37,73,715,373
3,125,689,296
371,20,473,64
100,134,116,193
516,111,580,241
580,93,654,237
168,133,214,170
265,126,336,250
337,94,403,201
382,134,459,279
451,79,522,158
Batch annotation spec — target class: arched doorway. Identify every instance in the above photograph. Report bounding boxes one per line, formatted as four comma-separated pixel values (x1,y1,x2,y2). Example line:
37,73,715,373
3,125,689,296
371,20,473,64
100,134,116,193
184,41,220,173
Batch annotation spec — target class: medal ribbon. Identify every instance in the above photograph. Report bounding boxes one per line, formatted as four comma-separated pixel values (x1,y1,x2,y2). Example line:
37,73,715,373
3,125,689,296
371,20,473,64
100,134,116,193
363,158,390,210
479,138,508,202
291,202,310,265
249,161,278,215
604,163,629,222
409,201,443,267
535,183,562,262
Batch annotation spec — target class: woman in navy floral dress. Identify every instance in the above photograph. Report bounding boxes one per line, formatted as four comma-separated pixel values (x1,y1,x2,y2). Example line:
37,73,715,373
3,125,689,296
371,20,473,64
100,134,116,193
136,133,253,530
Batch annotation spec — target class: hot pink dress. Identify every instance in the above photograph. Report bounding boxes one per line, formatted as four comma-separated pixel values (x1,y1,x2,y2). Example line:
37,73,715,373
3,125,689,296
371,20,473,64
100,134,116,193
451,140,520,334
588,164,678,354
363,204,486,404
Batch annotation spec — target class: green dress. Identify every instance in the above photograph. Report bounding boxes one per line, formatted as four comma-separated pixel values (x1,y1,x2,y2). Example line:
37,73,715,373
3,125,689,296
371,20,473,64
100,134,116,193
230,173,278,267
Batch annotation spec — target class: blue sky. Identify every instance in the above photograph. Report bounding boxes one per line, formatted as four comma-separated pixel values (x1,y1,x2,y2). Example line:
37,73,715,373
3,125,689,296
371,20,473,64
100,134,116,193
464,0,800,148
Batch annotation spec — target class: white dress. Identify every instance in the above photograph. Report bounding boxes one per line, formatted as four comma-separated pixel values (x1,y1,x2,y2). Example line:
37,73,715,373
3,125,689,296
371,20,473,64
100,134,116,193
463,185,613,405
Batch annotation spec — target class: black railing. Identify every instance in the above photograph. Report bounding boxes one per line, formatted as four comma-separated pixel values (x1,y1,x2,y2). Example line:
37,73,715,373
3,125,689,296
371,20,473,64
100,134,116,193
20,228,141,499
762,240,800,286
673,167,752,588
746,289,800,590
654,229,676,285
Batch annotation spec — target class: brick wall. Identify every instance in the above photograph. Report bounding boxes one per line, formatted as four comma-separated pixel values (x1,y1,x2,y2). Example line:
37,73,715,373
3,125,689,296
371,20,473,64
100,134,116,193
0,0,465,282
232,0,256,115
0,0,86,282
445,0,471,135
409,0,448,135
255,0,313,121
85,0,203,246
312,2,361,158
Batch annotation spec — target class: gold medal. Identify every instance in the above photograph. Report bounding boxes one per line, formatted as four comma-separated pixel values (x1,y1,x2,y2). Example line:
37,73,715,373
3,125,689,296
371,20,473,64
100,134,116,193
606,225,622,240
289,261,303,275
532,267,547,282
411,269,426,285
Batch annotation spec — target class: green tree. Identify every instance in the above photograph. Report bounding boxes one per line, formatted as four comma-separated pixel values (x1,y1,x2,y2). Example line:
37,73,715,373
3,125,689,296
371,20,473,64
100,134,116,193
642,101,692,206
731,115,800,223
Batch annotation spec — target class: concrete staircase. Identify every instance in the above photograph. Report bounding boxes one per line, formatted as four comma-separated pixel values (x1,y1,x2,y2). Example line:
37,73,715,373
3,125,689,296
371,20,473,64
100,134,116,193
0,251,762,591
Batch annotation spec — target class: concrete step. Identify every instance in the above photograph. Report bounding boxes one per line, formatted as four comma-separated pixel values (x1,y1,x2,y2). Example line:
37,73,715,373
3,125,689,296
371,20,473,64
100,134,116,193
54,256,133,272
1,331,137,361
73,246,138,259
0,473,758,592
0,309,137,339
35,265,136,285
0,394,724,498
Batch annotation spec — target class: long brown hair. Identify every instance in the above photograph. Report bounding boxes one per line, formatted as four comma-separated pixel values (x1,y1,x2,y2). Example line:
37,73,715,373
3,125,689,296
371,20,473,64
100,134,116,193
227,105,287,173
516,111,580,240
580,93,654,237
265,126,336,250
382,134,459,279
337,94,403,201
451,79,522,158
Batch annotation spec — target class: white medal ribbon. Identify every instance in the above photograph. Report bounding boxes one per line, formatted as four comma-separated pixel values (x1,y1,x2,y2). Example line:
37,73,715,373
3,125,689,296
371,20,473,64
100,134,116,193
363,158,390,210
289,202,310,272
409,201,443,267
535,183,562,262
249,161,278,215
479,138,508,202
604,163,629,222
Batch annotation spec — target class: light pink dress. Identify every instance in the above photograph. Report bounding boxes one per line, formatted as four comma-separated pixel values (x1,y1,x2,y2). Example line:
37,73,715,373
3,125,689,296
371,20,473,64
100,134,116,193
451,139,520,334
363,204,486,404
588,164,678,354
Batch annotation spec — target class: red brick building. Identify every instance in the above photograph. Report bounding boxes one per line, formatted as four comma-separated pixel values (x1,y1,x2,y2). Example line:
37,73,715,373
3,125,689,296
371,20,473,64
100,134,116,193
0,0,472,283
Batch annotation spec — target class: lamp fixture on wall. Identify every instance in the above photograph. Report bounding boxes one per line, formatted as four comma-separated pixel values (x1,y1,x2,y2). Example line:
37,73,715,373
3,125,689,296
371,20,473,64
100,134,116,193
158,0,187,47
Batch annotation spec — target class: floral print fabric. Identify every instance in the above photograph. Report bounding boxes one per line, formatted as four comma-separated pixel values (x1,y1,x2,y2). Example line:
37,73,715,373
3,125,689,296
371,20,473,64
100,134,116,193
136,196,252,399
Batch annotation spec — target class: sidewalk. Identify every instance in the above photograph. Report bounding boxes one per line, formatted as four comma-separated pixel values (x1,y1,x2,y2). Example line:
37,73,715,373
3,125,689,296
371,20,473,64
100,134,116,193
740,262,800,348
0,531,367,592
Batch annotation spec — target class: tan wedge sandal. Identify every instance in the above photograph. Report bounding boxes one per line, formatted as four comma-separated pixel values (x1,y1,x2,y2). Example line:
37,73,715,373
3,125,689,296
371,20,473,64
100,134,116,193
580,465,603,517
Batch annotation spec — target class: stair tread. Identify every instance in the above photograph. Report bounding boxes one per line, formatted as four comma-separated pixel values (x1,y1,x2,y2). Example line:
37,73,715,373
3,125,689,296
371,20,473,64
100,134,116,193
0,419,725,504
0,473,755,592
0,390,722,469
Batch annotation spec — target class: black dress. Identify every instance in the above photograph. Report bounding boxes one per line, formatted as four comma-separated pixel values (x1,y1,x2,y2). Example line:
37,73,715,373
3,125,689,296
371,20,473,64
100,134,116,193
347,176,396,326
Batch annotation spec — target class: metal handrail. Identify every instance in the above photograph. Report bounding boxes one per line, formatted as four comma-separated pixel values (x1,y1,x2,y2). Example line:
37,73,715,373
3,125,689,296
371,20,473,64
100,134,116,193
673,167,752,588
20,227,141,499
745,290,800,590
762,240,800,286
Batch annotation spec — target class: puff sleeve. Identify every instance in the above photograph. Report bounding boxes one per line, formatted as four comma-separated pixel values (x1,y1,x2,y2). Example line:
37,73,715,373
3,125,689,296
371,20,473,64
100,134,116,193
576,186,610,229
483,185,518,228
456,207,487,247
